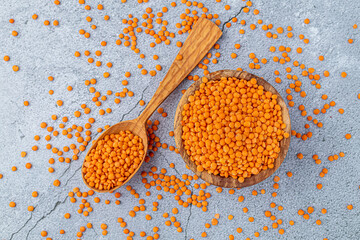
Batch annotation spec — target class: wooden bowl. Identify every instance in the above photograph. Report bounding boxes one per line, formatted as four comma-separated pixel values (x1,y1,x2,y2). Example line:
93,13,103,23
174,70,291,188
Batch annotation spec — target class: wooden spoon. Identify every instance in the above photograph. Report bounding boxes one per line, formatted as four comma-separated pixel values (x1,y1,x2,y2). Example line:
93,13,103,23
82,18,223,193
174,70,291,188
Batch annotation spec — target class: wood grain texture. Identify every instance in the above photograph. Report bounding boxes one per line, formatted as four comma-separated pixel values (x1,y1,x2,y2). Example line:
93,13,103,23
137,17,223,124
82,18,223,193
174,70,291,188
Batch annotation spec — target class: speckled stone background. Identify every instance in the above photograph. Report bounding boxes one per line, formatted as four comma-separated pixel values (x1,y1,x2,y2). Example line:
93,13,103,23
0,0,359,239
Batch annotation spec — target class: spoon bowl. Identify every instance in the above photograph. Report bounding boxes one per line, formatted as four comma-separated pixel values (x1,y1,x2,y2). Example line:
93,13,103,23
174,70,291,188
82,119,148,193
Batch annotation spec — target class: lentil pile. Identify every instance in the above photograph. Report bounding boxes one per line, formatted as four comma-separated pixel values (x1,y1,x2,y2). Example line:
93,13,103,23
82,131,144,191
0,0,359,239
182,76,289,182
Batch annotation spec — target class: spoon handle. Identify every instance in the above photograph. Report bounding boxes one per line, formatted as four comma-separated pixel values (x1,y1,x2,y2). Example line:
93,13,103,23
137,18,222,124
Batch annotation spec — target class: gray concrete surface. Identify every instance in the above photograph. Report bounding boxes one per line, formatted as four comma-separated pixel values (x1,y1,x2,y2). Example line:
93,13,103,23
0,0,359,239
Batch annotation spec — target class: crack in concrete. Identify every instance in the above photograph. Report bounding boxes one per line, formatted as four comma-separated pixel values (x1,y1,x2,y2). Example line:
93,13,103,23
156,149,195,240
90,224,100,237
64,165,82,187
158,151,181,176
183,177,195,240
25,196,68,240
119,84,150,123
58,162,73,179
9,212,34,240
79,213,99,237
61,142,89,186
18,129,25,139
184,204,193,240
119,103,139,123
10,99,21,109
221,6,247,32
157,152,194,240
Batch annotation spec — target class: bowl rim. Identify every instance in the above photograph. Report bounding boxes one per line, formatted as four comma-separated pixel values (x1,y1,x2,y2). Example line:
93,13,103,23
174,70,291,188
